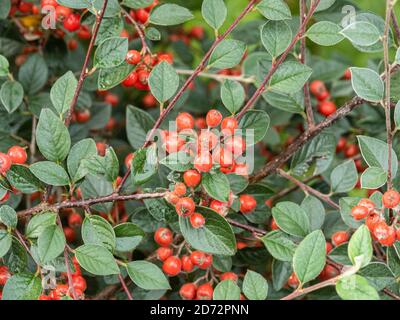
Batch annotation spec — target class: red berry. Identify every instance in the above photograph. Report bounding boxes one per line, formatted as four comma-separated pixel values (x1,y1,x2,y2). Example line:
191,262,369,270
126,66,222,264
270,218,279,230
64,227,76,242
326,242,333,254
181,255,194,272
196,283,213,300
198,130,218,151
157,53,174,64
154,227,173,247
287,273,299,288
104,93,119,106
96,142,106,156
331,231,349,246
351,205,369,220
396,229,400,241
0,152,12,174
221,117,238,135
72,275,87,292
319,265,339,281
7,146,27,164
344,144,358,158
176,112,195,131
217,148,234,168
63,13,81,32
220,272,238,282
165,191,180,205
382,190,400,209
224,135,246,156
190,213,205,229
366,213,383,232
75,109,91,123
373,222,396,246
336,137,346,153
189,26,205,40
206,110,222,128
0,191,10,203
175,197,195,217
136,8,149,24
183,169,202,188
67,39,78,51
162,256,182,276
194,152,213,172
164,132,185,154
126,50,141,65
0,266,11,285
310,80,327,97
142,93,157,108
210,199,228,216
38,295,52,300
18,1,33,13
358,198,375,214
122,72,138,87
343,68,351,80
174,182,187,196
195,117,207,129
179,283,197,300
68,212,82,228
41,0,58,8
156,247,173,261
234,162,248,176
198,254,212,270
124,153,134,169
55,5,71,19
318,101,336,117
237,241,247,250
239,194,257,214
76,25,91,39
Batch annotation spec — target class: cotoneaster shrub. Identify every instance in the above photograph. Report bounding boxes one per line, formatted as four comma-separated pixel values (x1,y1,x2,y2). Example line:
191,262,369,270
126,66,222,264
0,0,399,301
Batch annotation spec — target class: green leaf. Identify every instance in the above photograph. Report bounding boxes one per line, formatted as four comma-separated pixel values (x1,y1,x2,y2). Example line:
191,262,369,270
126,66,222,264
256,0,291,20
213,280,241,300
36,108,71,162
126,260,170,290
38,225,66,263
336,275,379,300
394,101,400,129
0,230,12,258
339,197,363,229
311,0,336,12
50,71,77,117
131,147,158,186
212,255,232,272
359,262,396,291
0,54,9,75
104,147,119,182
260,20,292,58
301,196,325,231
126,105,155,149
395,48,400,65
348,225,373,269
4,237,27,273
7,164,43,193
94,37,128,69
30,161,70,186
144,198,176,221
360,167,388,189
180,206,236,256
149,61,179,103
340,21,380,46
202,172,230,202
89,0,121,17
57,0,88,9
80,174,113,213
149,4,194,26
227,174,248,194
82,215,116,252
201,0,227,30
269,61,313,94
95,16,124,45
26,211,57,238
0,0,11,20
2,273,42,300
350,68,384,102
160,151,193,172
272,202,310,237
220,80,245,114
272,260,292,291
121,0,153,9
357,135,398,177
114,223,144,252
98,62,135,90
238,109,270,145
18,54,48,95
330,160,358,193
261,230,296,262
0,205,17,228
263,90,304,114
208,39,246,70
145,27,161,41
306,21,344,46
293,230,326,284
75,244,119,276
242,270,268,300
0,80,24,113
67,138,98,183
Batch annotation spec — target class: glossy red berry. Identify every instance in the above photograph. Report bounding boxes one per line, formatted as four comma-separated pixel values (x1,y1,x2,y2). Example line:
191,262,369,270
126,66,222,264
63,13,81,32
104,93,119,106
351,205,369,220
7,146,27,164
96,142,106,156
72,275,87,292
343,68,351,80
194,152,213,172
325,242,333,254
175,197,195,217
239,194,257,214
331,231,349,246
198,130,218,151
270,218,279,230
189,26,205,40
373,222,396,246
0,152,12,174
224,135,246,156
358,198,375,214
157,53,174,64
287,272,299,288
196,283,213,300
124,153,134,169
176,112,195,131
68,212,82,228
183,169,202,188
162,256,182,276
206,110,222,128
310,80,327,97
181,255,194,272
336,137,347,153
126,50,141,65
382,190,400,209
190,212,205,229
136,8,149,24
318,101,336,117
0,191,10,203
142,93,157,108
174,182,187,196
122,71,138,87
156,247,173,261
64,227,76,242
210,199,228,216
179,283,197,300
344,144,358,158
220,272,238,282
154,227,173,247
366,213,383,232
0,266,11,285
221,117,238,135
319,264,339,281
75,109,91,123
55,5,71,19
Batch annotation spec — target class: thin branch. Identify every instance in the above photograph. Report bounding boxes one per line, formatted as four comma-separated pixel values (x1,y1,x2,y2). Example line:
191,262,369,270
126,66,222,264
281,276,339,300
175,69,255,84
226,218,267,236
118,274,133,300
277,169,340,210
121,7,151,55
236,0,321,119
65,0,109,126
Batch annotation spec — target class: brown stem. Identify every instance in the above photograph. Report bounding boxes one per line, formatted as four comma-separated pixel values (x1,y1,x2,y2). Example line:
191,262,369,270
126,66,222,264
65,0,109,126
281,276,339,300
64,247,78,300
226,218,267,236
121,7,150,55
118,274,133,300
236,0,321,119
277,169,340,210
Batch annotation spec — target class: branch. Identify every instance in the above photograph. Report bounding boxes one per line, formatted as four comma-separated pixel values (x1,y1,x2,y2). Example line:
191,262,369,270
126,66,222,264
118,274,133,300
280,276,339,300
121,7,150,55
236,0,321,119
65,0,109,126
277,169,340,210
17,191,167,218
226,218,267,236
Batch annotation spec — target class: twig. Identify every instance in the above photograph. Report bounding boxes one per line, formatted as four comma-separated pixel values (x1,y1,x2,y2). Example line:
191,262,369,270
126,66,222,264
236,0,321,119
277,169,340,210
175,69,255,84
65,0,109,126
121,7,150,55
226,218,267,236
118,274,133,300
281,276,339,300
